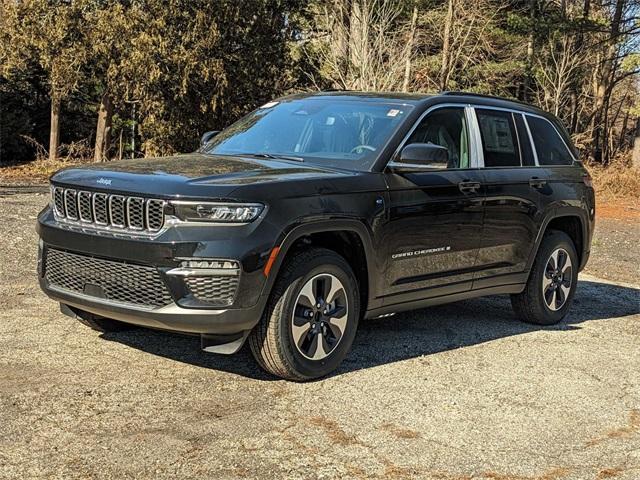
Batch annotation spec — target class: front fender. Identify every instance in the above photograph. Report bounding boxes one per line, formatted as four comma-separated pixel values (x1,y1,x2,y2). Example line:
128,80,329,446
259,218,379,309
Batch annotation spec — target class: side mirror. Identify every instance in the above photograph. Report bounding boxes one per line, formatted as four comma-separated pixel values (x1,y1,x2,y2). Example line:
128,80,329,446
390,143,449,172
200,130,220,147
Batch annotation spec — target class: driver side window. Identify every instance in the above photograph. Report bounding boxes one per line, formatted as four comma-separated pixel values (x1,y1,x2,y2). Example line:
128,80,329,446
406,107,469,169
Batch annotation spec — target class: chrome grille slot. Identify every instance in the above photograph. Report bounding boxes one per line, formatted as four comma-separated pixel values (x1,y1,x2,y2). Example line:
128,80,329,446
64,189,79,220
78,191,93,222
51,186,165,234
45,248,173,308
127,197,145,230
147,200,165,232
93,193,109,224
53,187,66,216
184,275,239,306
109,195,126,227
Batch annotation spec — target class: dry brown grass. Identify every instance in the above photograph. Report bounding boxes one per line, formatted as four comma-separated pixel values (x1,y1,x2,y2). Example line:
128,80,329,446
1,137,94,184
0,158,88,184
586,154,640,206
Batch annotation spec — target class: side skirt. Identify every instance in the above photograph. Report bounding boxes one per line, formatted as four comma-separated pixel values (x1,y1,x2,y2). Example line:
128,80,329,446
364,283,525,319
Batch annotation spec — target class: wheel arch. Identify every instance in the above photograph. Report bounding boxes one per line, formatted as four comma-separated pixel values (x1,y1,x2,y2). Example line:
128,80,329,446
527,209,589,277
260,219,378,314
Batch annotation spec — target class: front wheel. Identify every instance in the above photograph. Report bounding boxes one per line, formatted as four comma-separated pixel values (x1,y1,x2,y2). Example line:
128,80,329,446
511,230,578,325
248,248,360,381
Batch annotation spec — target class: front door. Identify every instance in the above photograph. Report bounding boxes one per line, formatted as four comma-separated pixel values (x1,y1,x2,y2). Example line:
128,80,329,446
380,106,485,306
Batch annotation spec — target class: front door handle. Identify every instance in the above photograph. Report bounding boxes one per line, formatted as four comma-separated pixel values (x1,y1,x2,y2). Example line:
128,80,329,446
529,177,547,189
458,181,481,194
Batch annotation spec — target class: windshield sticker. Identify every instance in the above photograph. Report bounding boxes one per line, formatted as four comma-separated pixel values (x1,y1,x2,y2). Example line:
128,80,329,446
260,101,279,109
387,109,401,117
326,117,335,125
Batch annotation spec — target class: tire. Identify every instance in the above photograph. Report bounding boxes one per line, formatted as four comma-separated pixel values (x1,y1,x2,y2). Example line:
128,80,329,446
74,310,135,333
249,248,360,381
511,230,578,325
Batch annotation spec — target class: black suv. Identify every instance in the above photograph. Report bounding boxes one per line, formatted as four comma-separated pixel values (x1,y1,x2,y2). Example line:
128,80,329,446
37,92,595,380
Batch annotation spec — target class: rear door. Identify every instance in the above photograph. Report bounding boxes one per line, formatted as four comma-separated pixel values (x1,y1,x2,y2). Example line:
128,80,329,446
472,107,549,288
380,105,485,305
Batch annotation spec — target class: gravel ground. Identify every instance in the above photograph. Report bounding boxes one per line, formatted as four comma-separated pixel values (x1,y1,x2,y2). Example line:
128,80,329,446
1,192,638,480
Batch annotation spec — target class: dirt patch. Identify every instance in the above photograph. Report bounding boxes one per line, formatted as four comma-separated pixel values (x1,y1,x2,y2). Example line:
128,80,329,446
381,422,421,439
586,410,640,447
1,192,639,480
597,199,640,221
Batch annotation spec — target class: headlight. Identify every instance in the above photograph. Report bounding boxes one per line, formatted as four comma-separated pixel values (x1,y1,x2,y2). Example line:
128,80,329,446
171,201,264,223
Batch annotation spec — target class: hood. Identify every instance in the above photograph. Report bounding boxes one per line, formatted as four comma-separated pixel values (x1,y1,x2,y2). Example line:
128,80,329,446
50,153,353,199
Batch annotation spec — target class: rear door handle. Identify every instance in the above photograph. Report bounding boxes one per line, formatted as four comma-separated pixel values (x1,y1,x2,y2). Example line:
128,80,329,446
529,177,547,189
458,181,481,194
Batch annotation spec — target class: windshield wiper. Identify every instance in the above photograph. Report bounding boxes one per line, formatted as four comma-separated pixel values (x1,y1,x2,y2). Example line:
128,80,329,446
241,152,305,162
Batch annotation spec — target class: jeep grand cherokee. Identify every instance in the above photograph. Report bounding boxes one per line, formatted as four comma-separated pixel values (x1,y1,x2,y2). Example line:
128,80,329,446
37,92,595,380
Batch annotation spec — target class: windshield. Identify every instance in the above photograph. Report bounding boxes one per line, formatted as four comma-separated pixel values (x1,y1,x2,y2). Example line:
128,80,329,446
204,98,413,170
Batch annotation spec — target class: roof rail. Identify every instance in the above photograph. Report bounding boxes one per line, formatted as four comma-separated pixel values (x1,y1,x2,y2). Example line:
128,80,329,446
440,91,533,107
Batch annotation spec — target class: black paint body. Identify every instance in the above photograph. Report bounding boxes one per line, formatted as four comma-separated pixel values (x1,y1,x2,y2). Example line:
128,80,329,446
36,92,595,340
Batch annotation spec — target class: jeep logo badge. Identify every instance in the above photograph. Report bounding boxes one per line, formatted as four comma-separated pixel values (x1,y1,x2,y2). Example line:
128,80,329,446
96,178,112,186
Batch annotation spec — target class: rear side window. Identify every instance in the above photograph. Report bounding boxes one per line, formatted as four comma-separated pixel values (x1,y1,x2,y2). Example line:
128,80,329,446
526,116,574,166
475,109,521,167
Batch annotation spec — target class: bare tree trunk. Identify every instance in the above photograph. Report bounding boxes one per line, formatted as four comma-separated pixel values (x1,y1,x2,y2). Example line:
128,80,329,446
402,4,418,92
94,92,113,162
591,0,624,163
568,0,590,133
522,0,536,102
439,0,455,91
333,0,351,81
632,118,640,169
349,0,364,90
49,94,61,162
118,129,123,161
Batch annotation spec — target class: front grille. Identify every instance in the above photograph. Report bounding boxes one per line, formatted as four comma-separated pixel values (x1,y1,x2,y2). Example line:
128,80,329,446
184,275,239,306
45,249,173,308
52,186,165,233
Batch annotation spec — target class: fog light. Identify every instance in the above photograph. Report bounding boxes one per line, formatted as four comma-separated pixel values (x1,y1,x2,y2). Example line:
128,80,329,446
179,259,239,270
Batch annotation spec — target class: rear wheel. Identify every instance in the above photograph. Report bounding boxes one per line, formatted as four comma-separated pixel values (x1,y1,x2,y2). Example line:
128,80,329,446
511,230,578,325
249,248,359,381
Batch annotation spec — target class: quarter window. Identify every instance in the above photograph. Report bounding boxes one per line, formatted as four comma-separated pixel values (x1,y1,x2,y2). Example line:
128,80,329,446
405,107,469,169
475,109,521,167
526,116,574,166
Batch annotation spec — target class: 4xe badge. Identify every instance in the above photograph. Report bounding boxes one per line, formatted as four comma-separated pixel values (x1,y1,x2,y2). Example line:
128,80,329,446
96,178,112,186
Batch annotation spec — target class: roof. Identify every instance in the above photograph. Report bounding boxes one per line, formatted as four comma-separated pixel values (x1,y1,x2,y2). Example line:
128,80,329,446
279,90,547,115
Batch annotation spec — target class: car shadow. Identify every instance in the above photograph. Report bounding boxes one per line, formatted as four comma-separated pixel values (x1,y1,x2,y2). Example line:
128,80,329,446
100,279,639,381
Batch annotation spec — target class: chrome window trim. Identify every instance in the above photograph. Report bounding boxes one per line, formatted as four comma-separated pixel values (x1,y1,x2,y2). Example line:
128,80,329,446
466,105,484,168
390,103,480,170
522,113,540,166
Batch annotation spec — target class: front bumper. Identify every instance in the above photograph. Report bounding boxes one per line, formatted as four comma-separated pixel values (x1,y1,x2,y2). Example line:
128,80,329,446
37,206,276,336
40,278,265,335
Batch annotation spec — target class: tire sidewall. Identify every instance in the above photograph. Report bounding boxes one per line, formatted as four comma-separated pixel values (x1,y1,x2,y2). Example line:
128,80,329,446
533,232,579,323
277,253,359,379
